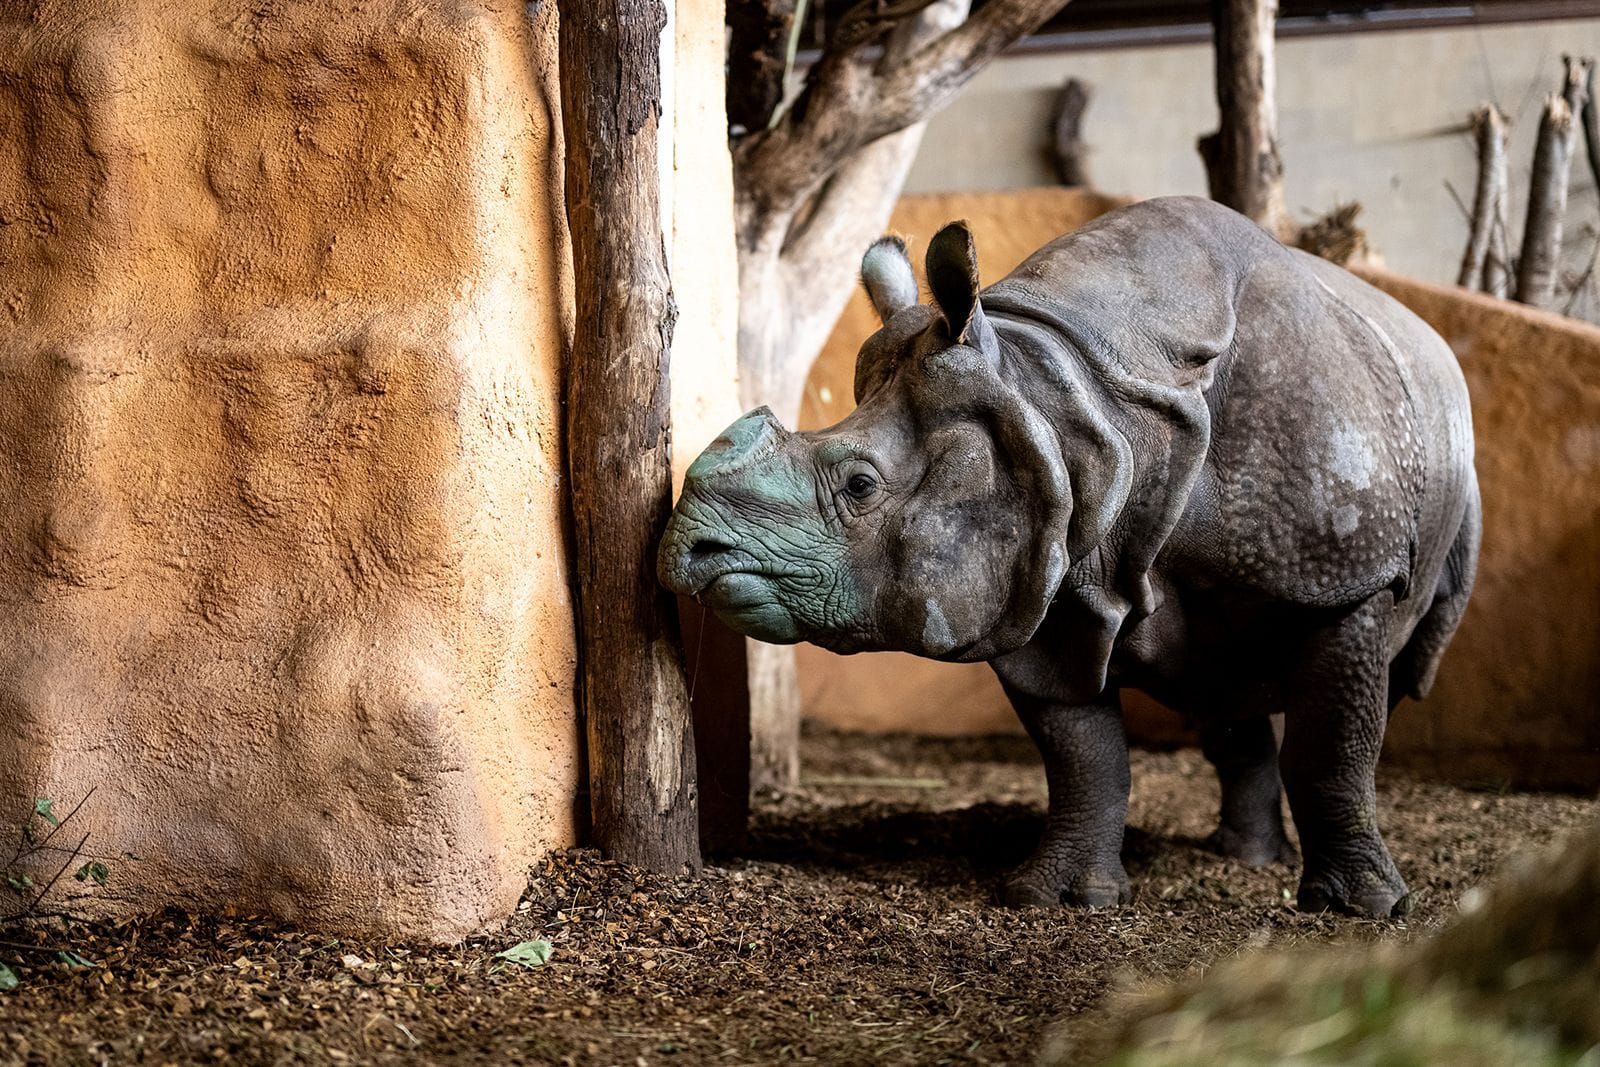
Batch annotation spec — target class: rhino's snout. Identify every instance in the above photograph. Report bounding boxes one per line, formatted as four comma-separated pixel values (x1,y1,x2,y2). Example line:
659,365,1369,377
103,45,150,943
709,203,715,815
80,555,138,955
659,407,793,598
657,515,743,597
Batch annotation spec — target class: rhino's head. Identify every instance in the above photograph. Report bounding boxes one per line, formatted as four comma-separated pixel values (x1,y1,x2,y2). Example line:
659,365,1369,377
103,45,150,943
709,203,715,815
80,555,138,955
658,222,1109,661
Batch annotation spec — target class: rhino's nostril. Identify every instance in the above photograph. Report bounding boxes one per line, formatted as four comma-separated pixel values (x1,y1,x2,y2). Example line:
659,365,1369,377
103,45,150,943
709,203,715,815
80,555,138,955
689,537,736,560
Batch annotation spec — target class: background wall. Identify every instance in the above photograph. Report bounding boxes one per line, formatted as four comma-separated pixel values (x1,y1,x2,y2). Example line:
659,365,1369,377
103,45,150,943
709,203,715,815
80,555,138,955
903,18,1600,303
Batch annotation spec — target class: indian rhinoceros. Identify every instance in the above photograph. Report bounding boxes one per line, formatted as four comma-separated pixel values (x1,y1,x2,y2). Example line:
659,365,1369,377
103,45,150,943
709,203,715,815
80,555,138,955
658,196,1480,918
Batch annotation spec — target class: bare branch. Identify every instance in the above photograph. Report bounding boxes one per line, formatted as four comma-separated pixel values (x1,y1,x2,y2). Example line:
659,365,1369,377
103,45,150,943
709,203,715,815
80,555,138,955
735,0,1069,219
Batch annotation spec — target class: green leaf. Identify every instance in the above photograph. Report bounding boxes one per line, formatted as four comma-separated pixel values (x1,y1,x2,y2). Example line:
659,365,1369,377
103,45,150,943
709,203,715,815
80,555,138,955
0,962,17,991
6,875,34,893
32,799,58,827
55,950,95,970
494,940,553,969
72,862,110,887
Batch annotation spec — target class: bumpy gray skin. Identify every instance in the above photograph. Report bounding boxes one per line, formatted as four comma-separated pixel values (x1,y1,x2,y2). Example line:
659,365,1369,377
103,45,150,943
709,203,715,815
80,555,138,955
659,197,1480,918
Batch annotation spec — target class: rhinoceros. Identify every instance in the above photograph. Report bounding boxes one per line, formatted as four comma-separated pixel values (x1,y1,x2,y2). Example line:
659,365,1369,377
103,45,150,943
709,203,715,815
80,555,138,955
658,197,1479,918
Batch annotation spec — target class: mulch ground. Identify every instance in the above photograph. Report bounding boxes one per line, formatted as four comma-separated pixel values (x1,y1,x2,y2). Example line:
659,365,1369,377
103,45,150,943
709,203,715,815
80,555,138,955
2,728,1594,1066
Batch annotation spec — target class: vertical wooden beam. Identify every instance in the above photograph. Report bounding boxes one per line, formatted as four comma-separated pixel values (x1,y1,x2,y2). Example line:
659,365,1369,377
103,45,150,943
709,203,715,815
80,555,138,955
1516,59,1590,310
1199,0,1295,241
558,0,701,873
678,599,751,854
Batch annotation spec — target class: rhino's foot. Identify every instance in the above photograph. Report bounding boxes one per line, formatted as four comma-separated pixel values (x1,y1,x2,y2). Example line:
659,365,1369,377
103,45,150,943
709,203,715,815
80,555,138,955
1206,823,1298,868
1296,861,1410,919
1001,862,1130,909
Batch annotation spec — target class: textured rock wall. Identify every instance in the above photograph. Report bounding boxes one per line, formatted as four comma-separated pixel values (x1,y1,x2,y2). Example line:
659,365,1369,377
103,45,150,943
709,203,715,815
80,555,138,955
0,1,581,939
799,189,1600,788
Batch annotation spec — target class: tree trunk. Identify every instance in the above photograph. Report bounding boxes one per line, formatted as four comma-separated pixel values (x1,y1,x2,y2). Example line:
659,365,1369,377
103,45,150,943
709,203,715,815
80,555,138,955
735,0,973,792
1459,105,1507,290
559,0,701,873
1199,0,1295,241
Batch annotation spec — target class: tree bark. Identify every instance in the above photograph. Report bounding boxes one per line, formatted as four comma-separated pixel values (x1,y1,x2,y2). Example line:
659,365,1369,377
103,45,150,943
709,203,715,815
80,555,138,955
1459,105,1508,290
559,0,700,873
733,0,977,792
728,0,1069,792
1199,0,1295,241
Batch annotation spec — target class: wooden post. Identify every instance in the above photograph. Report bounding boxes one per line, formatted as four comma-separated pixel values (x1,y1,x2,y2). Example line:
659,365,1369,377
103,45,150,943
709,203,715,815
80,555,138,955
678,599,751,853
1516,57,1591,309
558,0,701,873
1051,77,1092,187
1199,0,1295,241
1459,105,1508,291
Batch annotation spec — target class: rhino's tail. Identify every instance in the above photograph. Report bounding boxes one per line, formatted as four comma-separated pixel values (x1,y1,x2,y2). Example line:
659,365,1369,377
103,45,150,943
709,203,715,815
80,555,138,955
1389,481,1482,709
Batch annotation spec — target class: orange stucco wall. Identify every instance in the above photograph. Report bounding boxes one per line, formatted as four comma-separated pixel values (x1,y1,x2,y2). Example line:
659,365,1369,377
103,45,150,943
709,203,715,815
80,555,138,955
798,189,1600,789
0,1,740,938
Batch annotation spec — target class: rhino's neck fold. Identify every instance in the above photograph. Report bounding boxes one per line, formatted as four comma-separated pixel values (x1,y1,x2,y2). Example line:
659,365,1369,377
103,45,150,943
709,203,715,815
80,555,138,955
981,302,1218,696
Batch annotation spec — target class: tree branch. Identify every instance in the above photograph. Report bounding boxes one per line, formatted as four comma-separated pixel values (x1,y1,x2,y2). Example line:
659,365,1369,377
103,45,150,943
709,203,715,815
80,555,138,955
734,0,1070,219
728,0,803,134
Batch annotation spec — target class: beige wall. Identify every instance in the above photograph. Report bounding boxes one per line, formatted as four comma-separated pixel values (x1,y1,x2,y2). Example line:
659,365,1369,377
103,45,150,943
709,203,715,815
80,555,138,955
668,2,744,489
799,189,1600,789
903,19,1600,297
0,1,739,939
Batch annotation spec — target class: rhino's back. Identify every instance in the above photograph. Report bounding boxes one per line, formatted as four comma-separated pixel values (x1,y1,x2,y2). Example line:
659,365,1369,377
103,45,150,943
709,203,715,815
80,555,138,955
992,197,1476,620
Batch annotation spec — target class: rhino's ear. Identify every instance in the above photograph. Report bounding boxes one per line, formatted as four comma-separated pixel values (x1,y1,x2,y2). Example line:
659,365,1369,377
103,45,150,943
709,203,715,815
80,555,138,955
926,220,984,343
861,235,919,324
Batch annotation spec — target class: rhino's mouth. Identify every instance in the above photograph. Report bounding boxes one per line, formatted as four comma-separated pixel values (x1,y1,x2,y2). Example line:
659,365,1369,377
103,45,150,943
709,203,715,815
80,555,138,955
696,571,805,644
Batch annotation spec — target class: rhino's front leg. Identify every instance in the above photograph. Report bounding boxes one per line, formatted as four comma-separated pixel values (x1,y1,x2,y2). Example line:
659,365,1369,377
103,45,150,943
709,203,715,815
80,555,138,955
997,683,1131,908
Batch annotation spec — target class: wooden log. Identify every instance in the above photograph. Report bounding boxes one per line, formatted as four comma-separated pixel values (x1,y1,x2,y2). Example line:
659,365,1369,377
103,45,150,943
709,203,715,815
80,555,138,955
1516,92,1581,308
678,598,751,854
1198,0,1295,241
558,0,701,874
1582,58,1600,211
1459,105,1507,290
1051,77,1092,187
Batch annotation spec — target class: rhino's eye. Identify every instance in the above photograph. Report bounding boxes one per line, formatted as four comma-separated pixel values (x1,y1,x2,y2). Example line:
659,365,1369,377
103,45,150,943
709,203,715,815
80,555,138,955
845,472,879,500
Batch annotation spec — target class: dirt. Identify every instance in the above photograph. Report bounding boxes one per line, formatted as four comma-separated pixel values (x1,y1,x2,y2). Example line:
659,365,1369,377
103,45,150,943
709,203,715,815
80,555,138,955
2,727,1594,1066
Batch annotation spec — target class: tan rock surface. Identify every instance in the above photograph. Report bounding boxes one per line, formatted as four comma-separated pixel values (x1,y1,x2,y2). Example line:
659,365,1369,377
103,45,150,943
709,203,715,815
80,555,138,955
798,189,1600,788
0,1,582,940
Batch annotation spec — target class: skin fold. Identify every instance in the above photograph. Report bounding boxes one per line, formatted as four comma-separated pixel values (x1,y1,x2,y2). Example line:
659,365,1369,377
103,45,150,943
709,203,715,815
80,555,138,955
659,197,1480,918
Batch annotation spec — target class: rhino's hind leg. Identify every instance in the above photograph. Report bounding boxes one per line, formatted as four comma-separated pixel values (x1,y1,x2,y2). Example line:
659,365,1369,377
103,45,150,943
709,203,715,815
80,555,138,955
1199,716,1296,867
999,689,1131,908
1280,597,1409,919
